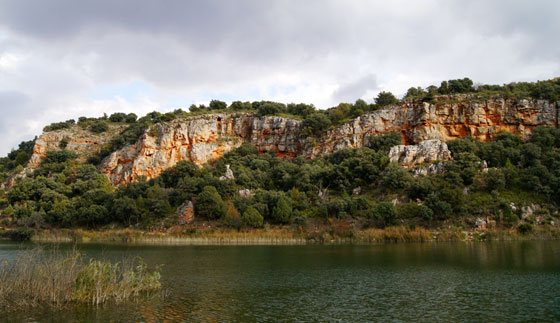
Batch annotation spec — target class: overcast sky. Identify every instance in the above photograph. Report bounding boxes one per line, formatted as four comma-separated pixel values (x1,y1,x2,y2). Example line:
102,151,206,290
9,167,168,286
0,0,559,155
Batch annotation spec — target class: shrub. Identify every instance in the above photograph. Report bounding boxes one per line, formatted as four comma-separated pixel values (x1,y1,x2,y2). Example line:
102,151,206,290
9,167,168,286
397,203,433,221
89,120,109,133
194,186,227,220
43,120,75,132
223,200,241,228
108,112,127,122
58,137,69,149
125,113,138,123
375,91,399,106
272,196,292,224
229,101,252,111
517,223,533,235
241,206,264,228
43,150,77,164
209,100,227,110
370,202,397,227
255,101,286,116
301,112,331,136
5,227,34,241
366,133,401,153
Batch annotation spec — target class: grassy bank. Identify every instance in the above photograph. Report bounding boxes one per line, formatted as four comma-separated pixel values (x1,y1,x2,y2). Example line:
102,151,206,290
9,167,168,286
18,223,560,246
0,248,161,311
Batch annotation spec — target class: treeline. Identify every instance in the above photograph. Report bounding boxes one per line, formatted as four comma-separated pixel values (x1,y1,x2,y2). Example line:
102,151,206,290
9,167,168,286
1,127,558,233
404,77,560,102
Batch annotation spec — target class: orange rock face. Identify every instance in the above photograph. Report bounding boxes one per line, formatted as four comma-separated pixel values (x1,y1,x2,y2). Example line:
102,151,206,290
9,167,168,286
17,96,559,186
98,113,303,185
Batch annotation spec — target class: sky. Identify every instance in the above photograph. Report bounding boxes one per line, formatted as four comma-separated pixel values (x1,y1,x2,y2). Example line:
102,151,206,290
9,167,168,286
0,0,559,155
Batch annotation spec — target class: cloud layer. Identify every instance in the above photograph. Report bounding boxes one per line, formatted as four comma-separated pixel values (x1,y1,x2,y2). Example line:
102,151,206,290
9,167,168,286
0,0,559,154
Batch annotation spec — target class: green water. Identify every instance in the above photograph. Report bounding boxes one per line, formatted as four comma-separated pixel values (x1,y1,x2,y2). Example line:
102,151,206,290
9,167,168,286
1,241,559,322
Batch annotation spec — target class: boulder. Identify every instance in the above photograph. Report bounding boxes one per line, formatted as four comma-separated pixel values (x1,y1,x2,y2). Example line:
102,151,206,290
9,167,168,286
389,139,452,168
219,164,235,181
176,201,194,224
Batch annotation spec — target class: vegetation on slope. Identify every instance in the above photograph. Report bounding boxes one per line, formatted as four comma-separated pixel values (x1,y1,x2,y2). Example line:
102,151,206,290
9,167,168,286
0,77,559,240
0,127,558,238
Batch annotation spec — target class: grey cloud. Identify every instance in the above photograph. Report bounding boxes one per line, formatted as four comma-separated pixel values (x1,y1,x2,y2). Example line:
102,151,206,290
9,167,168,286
0,91,36,152
332,74,378,103
0,0,559,154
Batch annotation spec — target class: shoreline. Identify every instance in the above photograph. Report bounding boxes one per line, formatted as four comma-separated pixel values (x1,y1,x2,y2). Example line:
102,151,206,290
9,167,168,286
3,225,558,246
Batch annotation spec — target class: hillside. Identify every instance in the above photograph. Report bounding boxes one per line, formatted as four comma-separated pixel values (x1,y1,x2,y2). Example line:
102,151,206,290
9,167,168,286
0,77,559,241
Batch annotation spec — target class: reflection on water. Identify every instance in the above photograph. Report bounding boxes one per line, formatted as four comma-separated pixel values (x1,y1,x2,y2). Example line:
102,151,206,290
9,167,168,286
1,241,559,321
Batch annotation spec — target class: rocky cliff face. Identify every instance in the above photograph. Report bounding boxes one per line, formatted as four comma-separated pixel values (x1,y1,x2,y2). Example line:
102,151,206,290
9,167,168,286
99,113,303,184
27,125,124,168
19,96,560,186
308,97,558,157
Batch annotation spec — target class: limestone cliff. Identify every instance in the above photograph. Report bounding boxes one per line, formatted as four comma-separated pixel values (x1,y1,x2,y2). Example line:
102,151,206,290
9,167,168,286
18,96,560,185
27,124,125,168
307,96,558,157
99,113,303,184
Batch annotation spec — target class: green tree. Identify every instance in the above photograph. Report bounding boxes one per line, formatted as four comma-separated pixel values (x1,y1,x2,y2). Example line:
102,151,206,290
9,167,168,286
370,202,396,227
374,91,399,106
301,112,332,136
241,206,264,228
448,78,474,93
209,100,227,110
229,101,252,111
89,120,109,133
404,87,426,99
125,113,138,123
109,112,127,122
272,195,292,224
287,103,315,117
194,186,226,220
367,133,401,153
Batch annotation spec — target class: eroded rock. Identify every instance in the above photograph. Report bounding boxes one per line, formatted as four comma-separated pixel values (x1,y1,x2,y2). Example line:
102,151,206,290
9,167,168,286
389,140,452,168
13,96,559,186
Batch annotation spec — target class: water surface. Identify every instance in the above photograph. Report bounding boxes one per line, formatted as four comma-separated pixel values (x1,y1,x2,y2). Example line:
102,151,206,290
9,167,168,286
1,241,559,322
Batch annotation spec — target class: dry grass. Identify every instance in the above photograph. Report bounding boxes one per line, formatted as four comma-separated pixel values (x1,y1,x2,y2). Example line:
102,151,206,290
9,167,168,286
355,226,434,243
29,223,560,246
33,227,307,245
0,247,161,311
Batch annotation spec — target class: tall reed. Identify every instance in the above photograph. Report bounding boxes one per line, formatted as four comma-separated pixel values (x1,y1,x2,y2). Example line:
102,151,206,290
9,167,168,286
0,247,161,311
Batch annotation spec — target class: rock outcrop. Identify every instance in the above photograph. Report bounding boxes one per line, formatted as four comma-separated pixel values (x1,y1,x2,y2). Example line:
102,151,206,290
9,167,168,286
389,140,452,168
28,125,124,168
98,113,303,184
176,201,194,224
89,97,560,184
16,96,560,185
3,124,125,188
219,165,235,181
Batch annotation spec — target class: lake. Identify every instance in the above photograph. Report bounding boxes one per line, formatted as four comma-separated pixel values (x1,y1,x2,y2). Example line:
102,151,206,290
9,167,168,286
1,241,559,322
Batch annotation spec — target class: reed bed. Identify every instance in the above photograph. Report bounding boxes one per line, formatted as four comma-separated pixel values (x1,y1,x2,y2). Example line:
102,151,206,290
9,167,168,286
28,224,560,246
0,247,161,311
354,226,434,243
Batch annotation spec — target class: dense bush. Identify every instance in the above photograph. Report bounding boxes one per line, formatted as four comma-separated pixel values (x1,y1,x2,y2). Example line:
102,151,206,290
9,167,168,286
194,186,227,220
375,91,399,106
89,120,109,133
241,207,264,228
43,119,75,132
0,139,35,173
366,133,401,153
